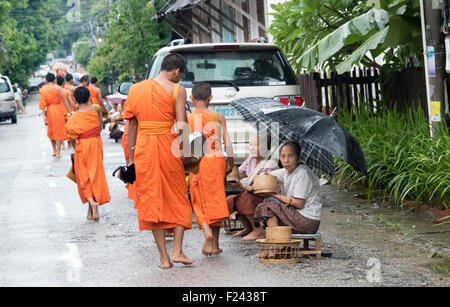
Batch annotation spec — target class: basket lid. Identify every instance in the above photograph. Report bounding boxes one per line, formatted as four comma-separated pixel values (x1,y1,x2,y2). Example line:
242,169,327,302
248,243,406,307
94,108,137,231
226,166,240,182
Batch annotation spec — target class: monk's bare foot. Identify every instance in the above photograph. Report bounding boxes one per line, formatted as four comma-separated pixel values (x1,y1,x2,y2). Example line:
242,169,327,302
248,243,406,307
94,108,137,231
87,205,93,220
90,201,100,222
165,230,174,238
242,229,265,241
211,248,223,255
55,153,61,159
158,259,173,269
232,228,252,237
52,153,57,157
172,253,195,266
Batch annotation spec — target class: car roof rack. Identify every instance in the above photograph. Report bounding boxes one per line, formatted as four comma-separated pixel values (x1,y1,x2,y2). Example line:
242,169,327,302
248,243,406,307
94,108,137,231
168,39,185,47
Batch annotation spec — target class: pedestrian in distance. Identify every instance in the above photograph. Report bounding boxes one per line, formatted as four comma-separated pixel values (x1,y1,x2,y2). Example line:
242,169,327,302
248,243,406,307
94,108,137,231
124,53,195,269
13,84,24,114
187,82,234,256
65,86,111,221
39,73,71,158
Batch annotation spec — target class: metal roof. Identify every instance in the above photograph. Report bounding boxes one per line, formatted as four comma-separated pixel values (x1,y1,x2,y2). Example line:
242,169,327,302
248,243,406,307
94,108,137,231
158,0,204,17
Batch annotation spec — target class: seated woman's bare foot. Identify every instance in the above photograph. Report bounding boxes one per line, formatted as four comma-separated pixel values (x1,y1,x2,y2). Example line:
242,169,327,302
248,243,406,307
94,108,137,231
242,229,265,241
172,253,195,265
232,228,252,237
87,205,93,220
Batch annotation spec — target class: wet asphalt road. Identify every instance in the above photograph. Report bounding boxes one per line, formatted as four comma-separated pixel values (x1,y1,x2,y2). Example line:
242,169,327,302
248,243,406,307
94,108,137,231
1,94,448,287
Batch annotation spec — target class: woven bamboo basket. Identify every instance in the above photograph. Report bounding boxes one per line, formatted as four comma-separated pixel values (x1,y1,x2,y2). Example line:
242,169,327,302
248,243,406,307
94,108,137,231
266,226,292,243
256,239,301,264
223,218,244,234
252,174,277,195
226,166,240,183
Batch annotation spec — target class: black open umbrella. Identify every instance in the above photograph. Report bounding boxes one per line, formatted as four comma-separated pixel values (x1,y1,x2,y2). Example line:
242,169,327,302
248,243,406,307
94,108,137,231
231,97,367,175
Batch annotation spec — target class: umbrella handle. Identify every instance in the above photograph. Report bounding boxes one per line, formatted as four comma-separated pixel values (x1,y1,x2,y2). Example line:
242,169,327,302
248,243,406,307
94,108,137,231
330,107,337,117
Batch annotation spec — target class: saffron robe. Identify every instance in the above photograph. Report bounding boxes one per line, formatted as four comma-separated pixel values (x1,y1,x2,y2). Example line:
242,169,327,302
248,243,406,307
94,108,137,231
123,79,192,231
65,111,111,205
89,85,101,106
188,110,229,228
39,84,68,141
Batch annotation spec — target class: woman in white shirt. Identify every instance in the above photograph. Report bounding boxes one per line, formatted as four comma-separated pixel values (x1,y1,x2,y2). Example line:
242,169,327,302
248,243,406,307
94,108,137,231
252,141,322,240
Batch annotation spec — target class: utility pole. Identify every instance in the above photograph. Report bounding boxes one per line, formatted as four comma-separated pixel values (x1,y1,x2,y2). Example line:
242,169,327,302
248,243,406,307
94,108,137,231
421,0,449,136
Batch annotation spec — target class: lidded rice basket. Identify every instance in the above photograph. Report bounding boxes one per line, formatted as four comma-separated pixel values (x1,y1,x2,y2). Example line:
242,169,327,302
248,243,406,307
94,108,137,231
252,174,277,195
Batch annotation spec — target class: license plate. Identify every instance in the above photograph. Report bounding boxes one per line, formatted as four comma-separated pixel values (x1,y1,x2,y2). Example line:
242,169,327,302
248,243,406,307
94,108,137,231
214,106,241,120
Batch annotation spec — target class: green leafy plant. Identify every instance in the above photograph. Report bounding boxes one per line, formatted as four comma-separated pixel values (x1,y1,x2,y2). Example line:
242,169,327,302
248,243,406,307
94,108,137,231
334,104,450,209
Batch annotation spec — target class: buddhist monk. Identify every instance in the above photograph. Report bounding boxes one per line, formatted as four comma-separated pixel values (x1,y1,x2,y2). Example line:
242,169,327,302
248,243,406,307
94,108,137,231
65,86,110,221
89,77,107,118
64,74,77,106
39,73,71,158
187,82,234,256
57,76,76,113
124,53,195,269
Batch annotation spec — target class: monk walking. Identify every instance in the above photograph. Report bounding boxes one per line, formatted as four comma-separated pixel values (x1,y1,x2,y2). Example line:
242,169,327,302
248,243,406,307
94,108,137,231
39,73,71,158
124,54,195,269
65,87,110,221
88,77,107,118
187,83,234,256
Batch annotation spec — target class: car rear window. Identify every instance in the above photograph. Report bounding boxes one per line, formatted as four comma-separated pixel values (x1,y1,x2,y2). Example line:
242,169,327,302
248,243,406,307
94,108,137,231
177,49,297,88
0,78,10,93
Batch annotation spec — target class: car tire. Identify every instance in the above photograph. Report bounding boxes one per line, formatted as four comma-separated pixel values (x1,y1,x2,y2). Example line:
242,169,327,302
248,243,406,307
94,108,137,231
11,115,17,124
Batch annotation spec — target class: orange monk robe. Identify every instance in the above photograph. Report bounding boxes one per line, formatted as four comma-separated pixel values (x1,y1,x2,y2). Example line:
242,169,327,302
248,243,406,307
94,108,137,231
121,119,136,201
188,110,229,228
123,79,192,231
39,84,68,141
88,85,101,106
65,111,111,205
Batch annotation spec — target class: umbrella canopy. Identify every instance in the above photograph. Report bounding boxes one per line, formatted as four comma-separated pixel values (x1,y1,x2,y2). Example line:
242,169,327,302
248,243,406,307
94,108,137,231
106,93,127,104
231,97,367,175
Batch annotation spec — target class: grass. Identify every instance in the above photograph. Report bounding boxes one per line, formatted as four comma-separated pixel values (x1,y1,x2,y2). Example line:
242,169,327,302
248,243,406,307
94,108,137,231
333,105,450,210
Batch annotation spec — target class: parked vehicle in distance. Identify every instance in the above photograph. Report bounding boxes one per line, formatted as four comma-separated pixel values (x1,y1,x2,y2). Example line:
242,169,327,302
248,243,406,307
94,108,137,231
0,75,17,124
120,40,303,164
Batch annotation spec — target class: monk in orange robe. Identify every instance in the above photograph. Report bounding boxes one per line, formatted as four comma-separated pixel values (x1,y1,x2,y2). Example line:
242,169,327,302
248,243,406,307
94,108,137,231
88,77,107,117
124,54,195,269
187,82,234,256
65,86,110,221
39,73,71,158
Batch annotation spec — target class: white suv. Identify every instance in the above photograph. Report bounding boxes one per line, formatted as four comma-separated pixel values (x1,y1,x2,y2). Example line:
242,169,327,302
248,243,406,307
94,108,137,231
125,41,302,164
0,75,17,124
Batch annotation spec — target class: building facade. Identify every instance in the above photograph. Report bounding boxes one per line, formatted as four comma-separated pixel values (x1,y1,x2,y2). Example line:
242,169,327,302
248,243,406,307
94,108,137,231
158,0,286,44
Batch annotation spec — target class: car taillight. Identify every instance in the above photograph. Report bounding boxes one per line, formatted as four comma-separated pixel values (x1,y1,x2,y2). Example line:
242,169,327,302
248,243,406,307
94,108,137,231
294,96,304,107
277,97,290,105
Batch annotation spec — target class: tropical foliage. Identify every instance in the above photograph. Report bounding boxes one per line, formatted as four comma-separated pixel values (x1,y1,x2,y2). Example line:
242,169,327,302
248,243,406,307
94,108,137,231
334,105,450,209
0,0,76,87
83,0,171,87
268,0,422,74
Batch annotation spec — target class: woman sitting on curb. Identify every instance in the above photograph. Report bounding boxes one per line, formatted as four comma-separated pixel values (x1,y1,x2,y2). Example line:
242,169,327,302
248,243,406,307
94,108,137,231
251,141,322,240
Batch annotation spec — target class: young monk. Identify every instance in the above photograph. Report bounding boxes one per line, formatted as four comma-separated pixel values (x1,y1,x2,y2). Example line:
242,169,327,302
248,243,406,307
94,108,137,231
188,82,234,256
65,87,111,221
124,53,195,269
39,73,71,158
